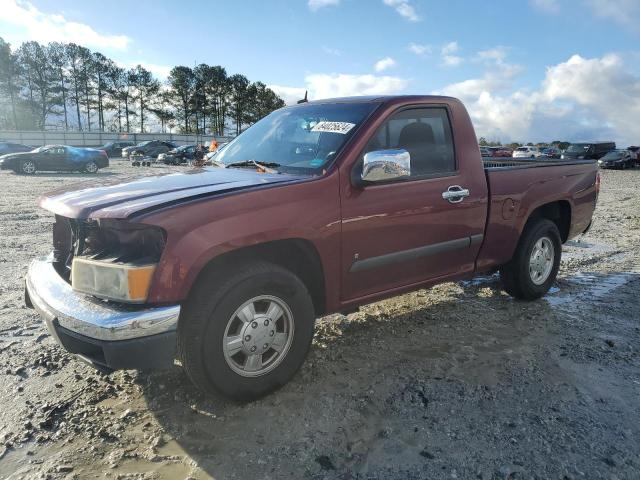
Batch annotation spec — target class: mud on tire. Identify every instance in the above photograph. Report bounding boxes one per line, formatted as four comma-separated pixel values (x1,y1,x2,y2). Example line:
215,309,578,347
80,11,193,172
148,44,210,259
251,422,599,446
177,261,315,401
500,218,562,300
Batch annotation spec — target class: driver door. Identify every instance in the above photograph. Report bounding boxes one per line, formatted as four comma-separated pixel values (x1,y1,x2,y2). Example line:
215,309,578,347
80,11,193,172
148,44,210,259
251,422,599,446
38,147,64,171
340,106,487,301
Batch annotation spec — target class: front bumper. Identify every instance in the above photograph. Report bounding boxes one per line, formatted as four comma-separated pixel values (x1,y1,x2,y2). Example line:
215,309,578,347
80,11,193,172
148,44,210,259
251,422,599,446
25,256,180,370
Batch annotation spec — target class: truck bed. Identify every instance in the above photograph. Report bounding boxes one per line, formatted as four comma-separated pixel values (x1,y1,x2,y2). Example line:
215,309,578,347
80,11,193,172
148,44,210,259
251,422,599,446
476,158,599,272
483,158,596,170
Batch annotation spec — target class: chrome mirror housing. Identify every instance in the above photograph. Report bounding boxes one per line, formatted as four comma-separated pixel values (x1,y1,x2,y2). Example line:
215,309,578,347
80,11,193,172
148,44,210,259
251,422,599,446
361,149,411,183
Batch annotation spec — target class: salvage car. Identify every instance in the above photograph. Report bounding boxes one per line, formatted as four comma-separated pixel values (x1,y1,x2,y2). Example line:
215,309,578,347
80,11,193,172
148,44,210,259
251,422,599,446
489,147,512,158
628,146,639,166
0,144,108,174
597,149,634,169
24,95,598,400
541,147,561,159
561,141,615,160
158,145,197,165
97,141,135,158
124,140,177,159
0,142,33,155
513,146,543,158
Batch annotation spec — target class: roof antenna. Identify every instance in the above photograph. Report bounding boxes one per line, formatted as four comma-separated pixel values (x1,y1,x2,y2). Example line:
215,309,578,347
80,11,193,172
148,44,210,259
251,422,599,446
297,90,308,104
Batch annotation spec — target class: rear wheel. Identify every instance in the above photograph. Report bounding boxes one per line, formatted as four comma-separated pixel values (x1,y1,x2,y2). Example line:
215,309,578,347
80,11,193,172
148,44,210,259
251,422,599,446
19,159,36,175
500,218,561,300
84,161,98,173
178,261,315,400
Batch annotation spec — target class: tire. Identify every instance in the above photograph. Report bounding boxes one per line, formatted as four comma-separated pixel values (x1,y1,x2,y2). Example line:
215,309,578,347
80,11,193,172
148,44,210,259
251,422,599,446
178,261,315,401
84,161,98,173
500,218,561,300
19,159,36,175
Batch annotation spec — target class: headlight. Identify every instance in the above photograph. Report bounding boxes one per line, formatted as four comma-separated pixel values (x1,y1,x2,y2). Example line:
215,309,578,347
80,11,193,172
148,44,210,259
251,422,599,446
71,258,156,303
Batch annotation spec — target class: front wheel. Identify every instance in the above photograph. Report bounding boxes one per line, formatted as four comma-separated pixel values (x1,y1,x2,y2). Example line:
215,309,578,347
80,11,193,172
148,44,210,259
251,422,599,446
500,218,561,300
178,261,315,400
19,159,36,175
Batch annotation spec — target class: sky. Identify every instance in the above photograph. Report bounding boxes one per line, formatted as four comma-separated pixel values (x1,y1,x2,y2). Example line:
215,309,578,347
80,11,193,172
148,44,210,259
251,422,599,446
1,0,639,145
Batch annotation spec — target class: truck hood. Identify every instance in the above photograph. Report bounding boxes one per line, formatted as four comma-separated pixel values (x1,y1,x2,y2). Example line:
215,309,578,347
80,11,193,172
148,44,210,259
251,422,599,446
39,167,306,219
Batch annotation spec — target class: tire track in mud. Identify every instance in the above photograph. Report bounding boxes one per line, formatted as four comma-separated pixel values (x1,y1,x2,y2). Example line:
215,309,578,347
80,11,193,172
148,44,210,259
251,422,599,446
547,241,640,313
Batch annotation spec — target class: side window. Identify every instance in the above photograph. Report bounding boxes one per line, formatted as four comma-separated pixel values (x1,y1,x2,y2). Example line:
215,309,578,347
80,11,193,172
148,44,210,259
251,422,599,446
365,107,455,177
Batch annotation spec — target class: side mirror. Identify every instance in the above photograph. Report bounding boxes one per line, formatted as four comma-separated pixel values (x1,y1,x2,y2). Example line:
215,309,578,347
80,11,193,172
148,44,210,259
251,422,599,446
359,149,411,185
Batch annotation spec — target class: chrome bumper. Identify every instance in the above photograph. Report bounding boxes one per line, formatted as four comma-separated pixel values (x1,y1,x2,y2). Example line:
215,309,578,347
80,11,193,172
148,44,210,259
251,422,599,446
25,256,180,341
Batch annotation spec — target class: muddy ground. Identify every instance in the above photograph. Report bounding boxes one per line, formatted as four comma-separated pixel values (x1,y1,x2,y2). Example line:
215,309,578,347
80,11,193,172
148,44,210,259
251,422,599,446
0,160,638,480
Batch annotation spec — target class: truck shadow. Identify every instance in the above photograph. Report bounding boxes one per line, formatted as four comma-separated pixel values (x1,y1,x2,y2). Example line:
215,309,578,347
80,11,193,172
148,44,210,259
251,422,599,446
138,274,605,478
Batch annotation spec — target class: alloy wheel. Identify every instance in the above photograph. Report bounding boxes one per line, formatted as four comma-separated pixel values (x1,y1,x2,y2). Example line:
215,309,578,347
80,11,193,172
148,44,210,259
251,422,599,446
529,236,554,285
222,295,294,377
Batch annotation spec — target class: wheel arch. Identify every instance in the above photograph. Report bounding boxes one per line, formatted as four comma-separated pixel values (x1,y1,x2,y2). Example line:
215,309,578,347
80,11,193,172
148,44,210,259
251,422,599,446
524,200,572,243
187,238,327,317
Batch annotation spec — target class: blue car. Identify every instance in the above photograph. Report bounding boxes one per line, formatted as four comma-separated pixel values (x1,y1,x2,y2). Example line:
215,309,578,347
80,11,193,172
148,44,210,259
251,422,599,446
0,145,109,174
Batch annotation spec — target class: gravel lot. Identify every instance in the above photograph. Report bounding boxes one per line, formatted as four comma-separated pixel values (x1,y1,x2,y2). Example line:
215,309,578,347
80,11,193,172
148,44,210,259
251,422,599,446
0,161,639,480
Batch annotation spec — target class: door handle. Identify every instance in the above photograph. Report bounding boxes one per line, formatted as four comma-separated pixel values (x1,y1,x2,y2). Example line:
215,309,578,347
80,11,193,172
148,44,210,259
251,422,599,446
442,185,470,203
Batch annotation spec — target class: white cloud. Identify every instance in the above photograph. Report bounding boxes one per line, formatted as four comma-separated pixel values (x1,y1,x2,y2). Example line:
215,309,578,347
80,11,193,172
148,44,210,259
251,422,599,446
267,85,308,105
529,0,560,13
436,52,640,146
374,56,396,72
2,0,130,50
382,0,420,22
441,41,459,55
308,0,340,11
477,47,508,64
441,41,463,67
270,73,408,104
408,43,431,56
584,0,640,32
307,73,408,99
321,45,342,56
117,61,172,80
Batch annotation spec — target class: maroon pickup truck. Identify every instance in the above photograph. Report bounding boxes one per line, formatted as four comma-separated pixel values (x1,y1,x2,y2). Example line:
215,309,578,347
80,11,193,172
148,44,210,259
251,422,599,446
25,96,599,400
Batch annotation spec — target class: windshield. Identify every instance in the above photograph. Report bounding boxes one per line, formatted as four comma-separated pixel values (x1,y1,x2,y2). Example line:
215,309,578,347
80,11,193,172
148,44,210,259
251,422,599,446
566,144,589,153
516,147,529,151
602,151,624,159
216,102,379,174
137,141,152,147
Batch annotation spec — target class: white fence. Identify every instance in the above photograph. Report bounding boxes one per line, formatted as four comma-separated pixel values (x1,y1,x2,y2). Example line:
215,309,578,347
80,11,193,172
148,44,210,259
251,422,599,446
0,130,233,148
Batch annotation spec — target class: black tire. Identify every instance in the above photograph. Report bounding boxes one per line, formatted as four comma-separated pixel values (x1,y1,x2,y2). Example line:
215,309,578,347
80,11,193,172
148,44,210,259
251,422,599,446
178,261,315,401
500,218,561,300
84,160,99,173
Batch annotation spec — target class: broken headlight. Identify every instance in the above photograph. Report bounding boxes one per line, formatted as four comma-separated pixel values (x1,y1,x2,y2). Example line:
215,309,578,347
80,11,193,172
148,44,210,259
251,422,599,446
64,219,166,303
71,258,156,303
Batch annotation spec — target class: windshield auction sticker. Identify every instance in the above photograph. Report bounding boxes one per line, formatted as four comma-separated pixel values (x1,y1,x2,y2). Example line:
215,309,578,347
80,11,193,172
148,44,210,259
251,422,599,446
311,121,356,134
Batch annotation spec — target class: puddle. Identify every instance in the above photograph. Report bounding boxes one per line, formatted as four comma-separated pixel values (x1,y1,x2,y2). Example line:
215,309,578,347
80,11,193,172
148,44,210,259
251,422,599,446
562,240,618,262
545,271,639,307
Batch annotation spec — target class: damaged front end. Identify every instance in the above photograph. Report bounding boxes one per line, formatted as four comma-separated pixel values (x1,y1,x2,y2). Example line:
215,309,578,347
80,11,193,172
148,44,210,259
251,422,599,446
52,216,165,303
24,216,179,371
